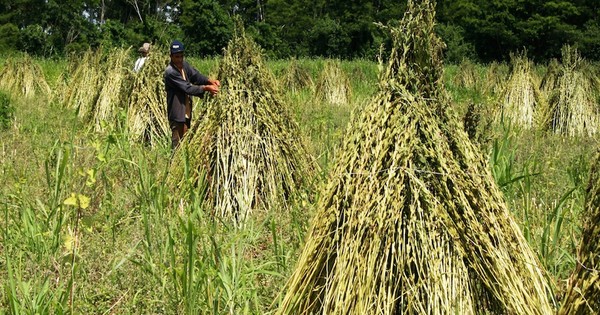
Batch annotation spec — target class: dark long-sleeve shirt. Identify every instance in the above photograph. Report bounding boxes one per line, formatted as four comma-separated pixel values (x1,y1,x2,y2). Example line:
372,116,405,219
164,61,211,122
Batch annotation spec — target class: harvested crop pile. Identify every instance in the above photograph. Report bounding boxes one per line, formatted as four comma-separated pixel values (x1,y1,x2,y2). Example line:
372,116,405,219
280,58,314,93
453,58,479,90
277,1,553,314
94,47,131,131
500,52,545,129
0,54,51,98
126,47,170,145
541,58,561,93
169,29,314,226
462,101,493,148
559,150,600,314
548,45,599,137
482,61,509,97
316,59,351,106
63,48,103,120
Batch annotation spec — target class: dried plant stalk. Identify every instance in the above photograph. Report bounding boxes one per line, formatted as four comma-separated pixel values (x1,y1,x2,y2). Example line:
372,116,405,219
169,29,315,226
453,58,479,90
482,61,509,97
127,47,170,145
500,52,545,129
548,46,599,137
63,49,103,120
277,1,553,314
94,47,131,131
316,59,352,106
280,58,315,94
0,54,51,98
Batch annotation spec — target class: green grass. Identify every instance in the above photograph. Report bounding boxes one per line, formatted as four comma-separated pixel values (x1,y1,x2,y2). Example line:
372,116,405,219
0,56,597,313
487,121,591,283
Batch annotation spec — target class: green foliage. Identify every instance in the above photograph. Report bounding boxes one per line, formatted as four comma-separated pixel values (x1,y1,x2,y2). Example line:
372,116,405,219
436,23,476,64
98,20,139,48
179,0,233,57
581,20,600,59
0,91,14,130
307,17,351,58
247,22,288,59
128,16,183,49
263,0,313,57
1,0,600,61
43,0,100,56
437,0,599,61
20,24,48,55
0,23,19,55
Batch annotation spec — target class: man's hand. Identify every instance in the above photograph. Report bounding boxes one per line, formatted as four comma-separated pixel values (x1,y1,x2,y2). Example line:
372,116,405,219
208,79,221,87
203,84,219,96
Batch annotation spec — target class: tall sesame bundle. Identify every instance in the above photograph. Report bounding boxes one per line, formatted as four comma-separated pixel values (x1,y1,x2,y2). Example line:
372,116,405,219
316,59,352,106
0,54,51,98
168,29,314,226
500,52,545,129
548,45,599,137
541,58,561,93
453,58,480,91
126,47,170,146
63,48,103,120
280,58,315,94
94,47,132,131
482,61,509,97
559,150,600,314
277,1,553,314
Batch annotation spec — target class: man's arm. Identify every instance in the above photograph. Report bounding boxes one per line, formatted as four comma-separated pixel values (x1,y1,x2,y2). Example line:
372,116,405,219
187,65,210,86
165,67,206,97
187,65,220,96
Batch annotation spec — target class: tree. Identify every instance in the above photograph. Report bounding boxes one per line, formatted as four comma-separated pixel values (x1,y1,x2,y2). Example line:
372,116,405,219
178,0,233,57
247,22,288,58
262,0,317,57
581,20,600,60
44,0,98,55
307,16,350,57
437,0,597,62
0,23,19,54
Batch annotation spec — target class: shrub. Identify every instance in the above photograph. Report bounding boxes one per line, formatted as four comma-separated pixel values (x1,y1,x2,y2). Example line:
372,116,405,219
0,90,15,130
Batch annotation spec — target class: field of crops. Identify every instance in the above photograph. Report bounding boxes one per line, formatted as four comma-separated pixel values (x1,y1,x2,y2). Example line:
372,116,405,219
1,5,599,314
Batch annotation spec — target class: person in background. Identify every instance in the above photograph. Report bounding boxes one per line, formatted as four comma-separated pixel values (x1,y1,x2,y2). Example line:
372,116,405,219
164,40,220,149
133,42,151,72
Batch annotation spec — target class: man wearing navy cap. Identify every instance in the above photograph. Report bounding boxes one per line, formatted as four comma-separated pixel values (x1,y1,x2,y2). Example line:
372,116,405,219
164,40,220,149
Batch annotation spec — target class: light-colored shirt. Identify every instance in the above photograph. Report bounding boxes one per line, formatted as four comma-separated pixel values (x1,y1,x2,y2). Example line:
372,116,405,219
133,57,147,72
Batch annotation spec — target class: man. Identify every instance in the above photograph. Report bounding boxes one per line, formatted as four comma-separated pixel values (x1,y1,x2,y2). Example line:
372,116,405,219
164,40,220,149
134,42,150,72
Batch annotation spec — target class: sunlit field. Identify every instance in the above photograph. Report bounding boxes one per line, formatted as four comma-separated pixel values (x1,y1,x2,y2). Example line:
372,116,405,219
0,40,598,313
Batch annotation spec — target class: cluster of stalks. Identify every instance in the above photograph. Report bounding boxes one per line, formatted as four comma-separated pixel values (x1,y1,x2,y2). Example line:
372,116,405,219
169,27,314,226
280,58,315,94
500,52,545,129
60,46,173,138
0,54,51,98
548,45,599,137
94,48,132,131
277,1,553,314
316,59,352,106
483,61,509,97
126,47,170,145
62,48,104,121
453,58,480,91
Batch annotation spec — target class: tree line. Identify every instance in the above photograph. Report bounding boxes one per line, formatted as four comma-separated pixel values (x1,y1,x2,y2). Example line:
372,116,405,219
0,0,598,63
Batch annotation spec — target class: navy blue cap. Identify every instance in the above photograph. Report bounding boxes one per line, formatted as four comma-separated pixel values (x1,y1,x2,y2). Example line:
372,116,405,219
170,40,184,54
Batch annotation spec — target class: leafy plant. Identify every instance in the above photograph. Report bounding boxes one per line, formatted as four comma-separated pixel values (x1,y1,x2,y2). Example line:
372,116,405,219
0,90,14,130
